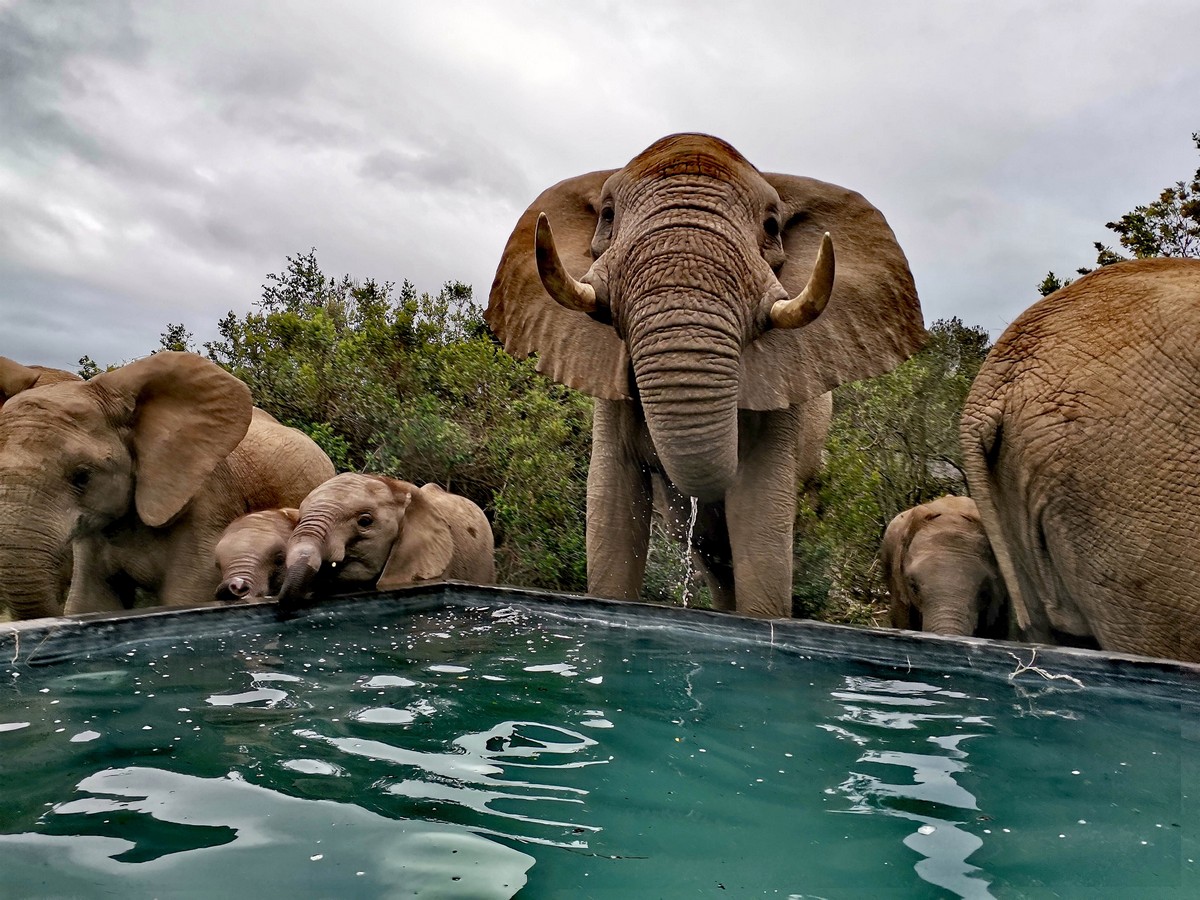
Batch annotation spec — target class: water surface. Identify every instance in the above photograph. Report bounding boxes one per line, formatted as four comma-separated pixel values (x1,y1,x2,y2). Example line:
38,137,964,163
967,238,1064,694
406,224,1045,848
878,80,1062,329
1,603,1195,897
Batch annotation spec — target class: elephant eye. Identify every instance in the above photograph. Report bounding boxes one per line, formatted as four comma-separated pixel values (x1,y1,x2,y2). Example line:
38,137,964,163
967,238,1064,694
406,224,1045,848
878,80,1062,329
600,205,614,224
357,513,374,528
763,217,781,239
69,466,92,492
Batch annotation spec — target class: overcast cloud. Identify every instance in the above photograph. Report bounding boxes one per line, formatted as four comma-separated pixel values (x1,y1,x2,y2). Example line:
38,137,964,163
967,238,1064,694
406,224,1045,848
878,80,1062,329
2,0,1197,370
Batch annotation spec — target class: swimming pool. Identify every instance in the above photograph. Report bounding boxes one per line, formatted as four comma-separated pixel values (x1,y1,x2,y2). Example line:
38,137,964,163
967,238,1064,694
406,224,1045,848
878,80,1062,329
1,585,1196,897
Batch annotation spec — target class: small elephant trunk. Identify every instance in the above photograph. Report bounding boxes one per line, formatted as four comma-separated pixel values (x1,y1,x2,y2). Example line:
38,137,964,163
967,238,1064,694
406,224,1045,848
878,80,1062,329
275,540,323,616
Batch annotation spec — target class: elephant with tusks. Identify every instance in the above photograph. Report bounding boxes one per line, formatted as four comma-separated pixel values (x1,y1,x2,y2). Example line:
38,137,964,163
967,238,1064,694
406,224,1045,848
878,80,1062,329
487,133,924,617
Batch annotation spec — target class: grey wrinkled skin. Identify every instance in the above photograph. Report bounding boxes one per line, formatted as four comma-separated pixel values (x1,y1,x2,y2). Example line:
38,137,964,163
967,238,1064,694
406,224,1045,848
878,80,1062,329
881,495,1009,639
276,473,494,611
961,258,1200,662
214,508,299,602
488,133,924,618
0,352,335,620
0,358,84,615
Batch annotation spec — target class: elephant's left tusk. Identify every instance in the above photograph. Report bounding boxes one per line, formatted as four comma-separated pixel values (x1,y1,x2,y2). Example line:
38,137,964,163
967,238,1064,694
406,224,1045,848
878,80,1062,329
535,213,599,313
770,232,835,329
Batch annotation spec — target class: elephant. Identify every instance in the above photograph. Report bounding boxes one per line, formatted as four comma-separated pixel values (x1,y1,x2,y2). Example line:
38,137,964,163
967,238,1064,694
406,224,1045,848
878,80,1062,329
276,473,495,611
880,495,1009,638
0,357,82,407
0,358,85,613
214,507,300,602
486,133,924,617
0,351,336,620
960,258,1200,662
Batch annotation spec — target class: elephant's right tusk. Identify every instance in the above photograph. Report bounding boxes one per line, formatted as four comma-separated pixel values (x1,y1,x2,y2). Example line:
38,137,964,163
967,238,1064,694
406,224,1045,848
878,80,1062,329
535,213,598,313
770,232,835,329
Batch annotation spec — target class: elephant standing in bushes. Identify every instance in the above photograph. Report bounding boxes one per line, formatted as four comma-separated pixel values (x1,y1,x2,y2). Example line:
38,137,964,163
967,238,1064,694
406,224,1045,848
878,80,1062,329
0,352,335,620
276,473,494,611
215,508,300,602
881,495,1009,639
487,133,923,617
961,259,1200,662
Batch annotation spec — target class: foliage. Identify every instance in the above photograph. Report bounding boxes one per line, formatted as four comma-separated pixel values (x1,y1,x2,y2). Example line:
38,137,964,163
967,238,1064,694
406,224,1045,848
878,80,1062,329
197,250,592,591
1094,131,1200,263
77,355,102,380
793,318,992,623
157,323,196,354
1040,129,1200,293
124,250,993,623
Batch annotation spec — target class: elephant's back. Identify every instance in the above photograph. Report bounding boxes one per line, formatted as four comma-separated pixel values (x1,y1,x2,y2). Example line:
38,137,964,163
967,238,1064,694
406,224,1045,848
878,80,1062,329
221,410,336,512
963,258,1200,657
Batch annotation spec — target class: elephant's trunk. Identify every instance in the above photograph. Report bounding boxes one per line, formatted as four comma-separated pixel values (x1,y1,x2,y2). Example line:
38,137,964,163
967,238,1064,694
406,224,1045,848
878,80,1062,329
625,282,744,503
919,569,987,637
216,571,255,602
276,543,321,614
0,489,73,620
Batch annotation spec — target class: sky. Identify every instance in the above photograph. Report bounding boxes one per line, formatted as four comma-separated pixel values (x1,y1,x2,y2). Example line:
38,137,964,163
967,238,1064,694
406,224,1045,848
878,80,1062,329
2,0,1198,371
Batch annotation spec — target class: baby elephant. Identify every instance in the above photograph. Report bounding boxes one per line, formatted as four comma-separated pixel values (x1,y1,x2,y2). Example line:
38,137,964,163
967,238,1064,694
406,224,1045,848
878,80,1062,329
880,495,1009,638
214,508,299,602
276,473,494,610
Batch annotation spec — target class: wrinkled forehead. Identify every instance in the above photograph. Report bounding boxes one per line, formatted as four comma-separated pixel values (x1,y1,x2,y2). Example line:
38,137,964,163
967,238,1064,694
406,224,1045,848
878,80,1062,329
621,133,759,185
303,473,389,510
0,384,109,445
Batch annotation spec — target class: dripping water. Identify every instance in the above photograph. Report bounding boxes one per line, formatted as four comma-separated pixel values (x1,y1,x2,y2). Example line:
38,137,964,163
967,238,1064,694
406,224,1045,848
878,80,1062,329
679,496,699,607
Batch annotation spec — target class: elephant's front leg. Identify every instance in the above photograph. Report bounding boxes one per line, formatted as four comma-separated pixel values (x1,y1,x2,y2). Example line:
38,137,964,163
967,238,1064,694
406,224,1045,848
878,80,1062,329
587,400,653,601
724,408,802,619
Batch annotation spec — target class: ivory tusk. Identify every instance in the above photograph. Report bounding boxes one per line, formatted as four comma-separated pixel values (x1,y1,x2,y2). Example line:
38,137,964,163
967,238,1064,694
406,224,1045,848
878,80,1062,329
535,213,598,313
770,232,835,329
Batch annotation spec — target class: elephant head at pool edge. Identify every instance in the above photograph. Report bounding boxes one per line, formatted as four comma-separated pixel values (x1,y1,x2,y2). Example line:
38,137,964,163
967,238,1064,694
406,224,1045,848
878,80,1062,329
276,473,495,612
215,508,301,603
881,495,1009,639
0,351,336,620
961,258,1200,662
487,133,924,617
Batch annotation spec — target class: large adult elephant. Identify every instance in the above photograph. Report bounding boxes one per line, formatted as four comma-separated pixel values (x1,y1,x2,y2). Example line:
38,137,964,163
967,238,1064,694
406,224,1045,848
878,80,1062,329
0,351,335,620
961,258,1200,662
487,133,924,617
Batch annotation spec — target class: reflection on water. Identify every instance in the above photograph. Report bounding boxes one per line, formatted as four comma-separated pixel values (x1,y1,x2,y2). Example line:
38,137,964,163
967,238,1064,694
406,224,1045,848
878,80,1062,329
2,765,532,897
823,676,997,899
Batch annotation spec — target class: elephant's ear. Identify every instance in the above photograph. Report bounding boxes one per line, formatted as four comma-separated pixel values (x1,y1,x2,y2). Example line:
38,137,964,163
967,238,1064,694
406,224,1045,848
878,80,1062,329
93,352,253,527
880,508,914,629
486,170,632,399
0,358,80,406
739,175,926,410
0,357,40,406
377,482,455,588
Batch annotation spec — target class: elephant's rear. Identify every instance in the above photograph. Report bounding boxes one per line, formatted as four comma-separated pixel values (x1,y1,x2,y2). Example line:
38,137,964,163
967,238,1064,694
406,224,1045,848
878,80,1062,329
962,259,1200,661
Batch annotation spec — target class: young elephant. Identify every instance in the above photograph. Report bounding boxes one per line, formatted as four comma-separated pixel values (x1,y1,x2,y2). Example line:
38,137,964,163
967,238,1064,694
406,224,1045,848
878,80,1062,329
214,508,300,602
880,495,1009,639
276,473,494,610
0,352,336,619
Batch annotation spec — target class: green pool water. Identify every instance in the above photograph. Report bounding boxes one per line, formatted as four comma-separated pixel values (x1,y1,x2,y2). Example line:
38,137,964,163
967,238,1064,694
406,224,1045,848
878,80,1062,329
0,599,1195,898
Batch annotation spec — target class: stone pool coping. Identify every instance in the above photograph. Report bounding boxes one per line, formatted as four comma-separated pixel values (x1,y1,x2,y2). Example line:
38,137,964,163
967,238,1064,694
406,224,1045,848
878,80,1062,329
2,582,1197,702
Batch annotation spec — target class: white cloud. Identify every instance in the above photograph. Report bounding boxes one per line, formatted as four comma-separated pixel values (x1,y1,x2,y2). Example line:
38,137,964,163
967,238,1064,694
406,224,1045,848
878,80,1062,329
1,0,1197,369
